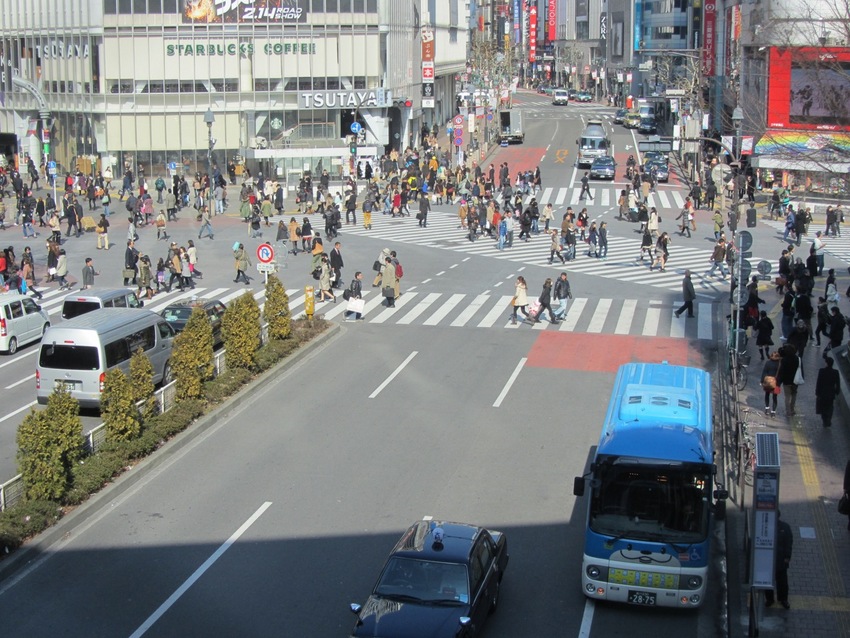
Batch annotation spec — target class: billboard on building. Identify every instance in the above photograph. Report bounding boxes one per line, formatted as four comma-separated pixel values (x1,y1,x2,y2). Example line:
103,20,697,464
767,47,850,131
183,0,307,24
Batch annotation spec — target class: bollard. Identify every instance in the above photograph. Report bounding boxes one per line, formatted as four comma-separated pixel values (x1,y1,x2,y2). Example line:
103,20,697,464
304,285,315,319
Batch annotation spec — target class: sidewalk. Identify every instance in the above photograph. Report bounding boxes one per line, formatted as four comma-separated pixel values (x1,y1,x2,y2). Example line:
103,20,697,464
727,286,850,637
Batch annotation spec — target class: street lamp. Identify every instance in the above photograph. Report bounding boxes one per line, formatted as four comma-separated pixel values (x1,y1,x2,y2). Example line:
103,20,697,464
203,108,215,214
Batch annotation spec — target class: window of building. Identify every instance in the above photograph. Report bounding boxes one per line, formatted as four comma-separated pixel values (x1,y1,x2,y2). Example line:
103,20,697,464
133,0,147,12
118,0,132,13
326,0,338,11
104,0,118,13
340,0,351,11
366,0,377,10
311,0,324,9
163,0,178,11
576,21,589,40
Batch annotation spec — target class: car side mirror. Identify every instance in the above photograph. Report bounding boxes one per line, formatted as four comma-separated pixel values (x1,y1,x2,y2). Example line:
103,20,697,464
573,476,585,497
459,616,472,627
350,603,362,615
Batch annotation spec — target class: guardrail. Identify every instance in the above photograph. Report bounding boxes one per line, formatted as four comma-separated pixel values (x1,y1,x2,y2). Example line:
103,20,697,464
1,322,270,511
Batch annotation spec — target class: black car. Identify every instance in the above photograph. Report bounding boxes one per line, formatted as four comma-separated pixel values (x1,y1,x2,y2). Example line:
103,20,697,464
643,150,668,166
613,108,627,124
645,159,669,182
589,156,617,180
638,117,657,134
160,299,226,348
350,519,509,638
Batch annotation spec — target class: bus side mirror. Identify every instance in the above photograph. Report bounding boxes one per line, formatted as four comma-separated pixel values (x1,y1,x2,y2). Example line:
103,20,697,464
713,500,727,521
713,488,728,500
573,477,585,497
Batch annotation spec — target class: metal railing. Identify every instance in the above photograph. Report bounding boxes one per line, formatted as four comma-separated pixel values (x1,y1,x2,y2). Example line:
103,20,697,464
1,322,271,511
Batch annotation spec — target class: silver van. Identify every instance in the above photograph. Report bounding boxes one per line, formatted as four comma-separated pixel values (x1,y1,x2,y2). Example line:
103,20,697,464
0,292,50,354
36,308,175,408
577,119,612,168
61,288,144,320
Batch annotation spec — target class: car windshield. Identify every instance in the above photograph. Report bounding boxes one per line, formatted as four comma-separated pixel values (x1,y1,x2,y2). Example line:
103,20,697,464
593,158,614,167
374,557,469,604
162,307,194,322
589,462,711,544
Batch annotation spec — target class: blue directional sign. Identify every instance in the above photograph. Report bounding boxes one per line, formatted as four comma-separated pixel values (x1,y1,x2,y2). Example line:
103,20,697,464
168,162,177,171
47,161,56,169
350,122,363,134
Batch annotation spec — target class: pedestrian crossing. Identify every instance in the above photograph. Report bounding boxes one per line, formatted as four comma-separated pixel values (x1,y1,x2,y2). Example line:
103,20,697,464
762,219,850,266
30,283,715,340
486,185,688,211
340,211,766,293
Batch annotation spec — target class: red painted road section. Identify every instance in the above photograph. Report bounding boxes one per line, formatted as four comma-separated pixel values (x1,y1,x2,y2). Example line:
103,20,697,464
526,332,697,373
484,146,547,177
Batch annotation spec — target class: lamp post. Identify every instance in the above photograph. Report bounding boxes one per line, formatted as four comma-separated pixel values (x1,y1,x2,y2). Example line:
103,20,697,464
203,108,215,214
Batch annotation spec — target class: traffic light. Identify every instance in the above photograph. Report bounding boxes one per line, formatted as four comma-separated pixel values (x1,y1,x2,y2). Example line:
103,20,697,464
349,142,357,155
393,99,413,108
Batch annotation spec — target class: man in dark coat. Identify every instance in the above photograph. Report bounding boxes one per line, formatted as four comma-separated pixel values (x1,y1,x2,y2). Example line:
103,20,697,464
815,356,841,427
674,270,696,318
765,511,793,609
329,241,344,288
776,344,800,417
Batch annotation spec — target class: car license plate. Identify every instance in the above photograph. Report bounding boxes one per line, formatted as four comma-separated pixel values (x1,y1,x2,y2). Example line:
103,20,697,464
55,381,76,392
628,591,656,606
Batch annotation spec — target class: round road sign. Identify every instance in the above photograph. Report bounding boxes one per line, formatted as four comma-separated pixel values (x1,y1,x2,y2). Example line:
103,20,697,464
738,230,753,253
757,260,773,276
454,136,464,147
453,114,464,127
256,243,274,264
350,122,362,134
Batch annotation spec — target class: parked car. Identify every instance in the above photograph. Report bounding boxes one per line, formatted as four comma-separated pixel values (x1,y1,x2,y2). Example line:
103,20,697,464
0,292,50,354
61,288,145,320
590,156,617,180
350,519,509,638
568,88,578,100
638,117,657,134
577,91,593,102
160,299,226,348
624,112,641,128
613,108,627,124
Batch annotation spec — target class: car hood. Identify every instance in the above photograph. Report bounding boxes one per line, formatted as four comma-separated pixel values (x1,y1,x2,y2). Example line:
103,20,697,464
353,596,467,638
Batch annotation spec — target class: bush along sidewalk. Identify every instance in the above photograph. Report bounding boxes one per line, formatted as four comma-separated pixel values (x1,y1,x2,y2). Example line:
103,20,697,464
1,273,328,557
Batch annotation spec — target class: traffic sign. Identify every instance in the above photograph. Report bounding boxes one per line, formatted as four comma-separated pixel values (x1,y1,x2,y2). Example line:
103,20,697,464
256,263,276,273
453,114,464,127
738,230,753,254
47,161,56,169
168,162,177,171
739,259,753,281
757,260,773,276
350,122,362,134
454,136,464,147
256,243,275,264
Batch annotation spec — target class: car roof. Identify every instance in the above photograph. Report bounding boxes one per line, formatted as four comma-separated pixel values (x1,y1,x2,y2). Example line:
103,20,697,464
62,288,135,303
162,298,222,310
49,308,160,331
389,520,485,564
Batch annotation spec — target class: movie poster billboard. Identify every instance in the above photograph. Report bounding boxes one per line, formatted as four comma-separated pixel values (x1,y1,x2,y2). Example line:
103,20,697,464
183,0,307,24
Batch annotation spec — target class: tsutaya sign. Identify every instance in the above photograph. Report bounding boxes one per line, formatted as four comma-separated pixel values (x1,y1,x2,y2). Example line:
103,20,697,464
299,90,380,110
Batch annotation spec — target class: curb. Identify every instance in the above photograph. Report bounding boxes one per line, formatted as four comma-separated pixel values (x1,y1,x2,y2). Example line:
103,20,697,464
0,321,342,586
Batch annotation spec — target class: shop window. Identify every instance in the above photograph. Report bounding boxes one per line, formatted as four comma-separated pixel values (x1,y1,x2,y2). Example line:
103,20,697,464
352,77,366,89
327,78,340,89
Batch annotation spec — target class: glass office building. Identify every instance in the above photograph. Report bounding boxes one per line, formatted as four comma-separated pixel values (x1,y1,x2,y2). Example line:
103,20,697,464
0,0,466,183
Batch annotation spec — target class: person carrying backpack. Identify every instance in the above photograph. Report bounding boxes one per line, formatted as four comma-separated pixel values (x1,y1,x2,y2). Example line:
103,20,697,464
155,176,166,203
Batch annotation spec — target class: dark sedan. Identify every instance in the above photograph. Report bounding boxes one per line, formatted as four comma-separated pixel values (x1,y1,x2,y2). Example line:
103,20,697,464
638,117,657,134
645,160,669,182
613,108,627,124
160,299,226,348
350,519,509,638
589,156,617,180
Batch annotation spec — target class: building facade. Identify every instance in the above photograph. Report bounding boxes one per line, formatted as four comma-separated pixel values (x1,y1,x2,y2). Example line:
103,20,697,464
0,0,468,183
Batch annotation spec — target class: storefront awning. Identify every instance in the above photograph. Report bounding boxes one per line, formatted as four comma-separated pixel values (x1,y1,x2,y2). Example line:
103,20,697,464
753,130,850,172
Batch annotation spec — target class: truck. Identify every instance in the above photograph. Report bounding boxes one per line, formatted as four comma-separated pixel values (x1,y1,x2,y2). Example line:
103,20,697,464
576,119,612,168
498,109,524,144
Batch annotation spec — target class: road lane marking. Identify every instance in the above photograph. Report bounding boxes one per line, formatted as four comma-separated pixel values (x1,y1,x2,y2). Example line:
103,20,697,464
0,349,37,370
586,298,612,333
0,400,37,424
397,293,440,325
423,293,465,326
5,374,34,390
578,599,595,638
128,501,273,638
615,299,637,334
493,357,526,408
369,351,418,399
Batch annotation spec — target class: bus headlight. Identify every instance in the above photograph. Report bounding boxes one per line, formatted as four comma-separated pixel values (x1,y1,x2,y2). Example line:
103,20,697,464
586,565,607,580
686,576,703,589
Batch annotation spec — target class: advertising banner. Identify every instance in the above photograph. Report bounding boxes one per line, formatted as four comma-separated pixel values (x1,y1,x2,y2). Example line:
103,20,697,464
421,26,435,63
529,4,538,65
548,0,557,43
514,0,521,44
702,2,716,76
183,0,306,24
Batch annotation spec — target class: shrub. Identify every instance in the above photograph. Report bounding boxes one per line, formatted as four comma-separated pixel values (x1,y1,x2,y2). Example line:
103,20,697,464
264,274,292,340
130,348,158,420
65,448,128,504
204,368,252,403
146,398,205,439
222,292,261,370
171,306,215,401
0,500,63,553
16,387,83,501
102,369,142,442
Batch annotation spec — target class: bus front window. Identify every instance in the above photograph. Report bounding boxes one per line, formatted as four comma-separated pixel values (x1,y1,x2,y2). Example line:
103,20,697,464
589,464,710,543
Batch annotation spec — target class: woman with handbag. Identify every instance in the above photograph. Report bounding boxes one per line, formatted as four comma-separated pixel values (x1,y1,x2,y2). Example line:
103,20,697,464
510,276,531,325
761,351,781,416
380,256,398,308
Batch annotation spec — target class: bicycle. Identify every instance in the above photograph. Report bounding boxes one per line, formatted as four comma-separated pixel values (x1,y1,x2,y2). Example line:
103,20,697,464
736,408,758,486
728,347,749,391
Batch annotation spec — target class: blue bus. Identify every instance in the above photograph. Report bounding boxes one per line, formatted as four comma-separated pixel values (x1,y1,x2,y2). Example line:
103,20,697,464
573,362,727,608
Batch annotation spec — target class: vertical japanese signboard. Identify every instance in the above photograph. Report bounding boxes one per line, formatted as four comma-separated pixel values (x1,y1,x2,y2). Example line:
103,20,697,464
529,5,538,65
421,26,435,109
703,2,716,76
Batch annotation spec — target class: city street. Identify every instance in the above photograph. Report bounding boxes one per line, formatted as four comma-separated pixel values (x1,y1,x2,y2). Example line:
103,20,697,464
1,94,849,636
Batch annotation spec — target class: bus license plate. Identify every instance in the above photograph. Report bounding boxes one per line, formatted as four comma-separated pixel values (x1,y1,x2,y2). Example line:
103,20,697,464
628,591,656,606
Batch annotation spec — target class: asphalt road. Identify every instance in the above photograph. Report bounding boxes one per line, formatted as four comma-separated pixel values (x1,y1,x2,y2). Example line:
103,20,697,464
0,92,838,636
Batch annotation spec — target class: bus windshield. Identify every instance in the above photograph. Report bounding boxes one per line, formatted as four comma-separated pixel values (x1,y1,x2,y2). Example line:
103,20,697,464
589,461,710,543
580,137,608,151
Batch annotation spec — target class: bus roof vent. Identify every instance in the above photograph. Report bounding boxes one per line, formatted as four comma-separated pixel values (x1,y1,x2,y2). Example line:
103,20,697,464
619,384,698,426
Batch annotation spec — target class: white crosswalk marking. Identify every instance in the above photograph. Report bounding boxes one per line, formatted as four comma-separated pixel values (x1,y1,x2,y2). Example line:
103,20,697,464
698,303,713,340
642,303,661,336
587,298,612,333
615,299,637,334
478,295,513,327
451,293,490,327
560,297,588,331
371,292,418,324
540,187,554,205
555,189,568,205
423,293,465,325
669,305,686,339
398,292,441,324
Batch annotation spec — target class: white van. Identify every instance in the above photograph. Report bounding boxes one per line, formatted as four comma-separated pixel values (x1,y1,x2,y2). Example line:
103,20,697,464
552,89,569,105
61,288,144,320
36,308,175,408
0,292,50,354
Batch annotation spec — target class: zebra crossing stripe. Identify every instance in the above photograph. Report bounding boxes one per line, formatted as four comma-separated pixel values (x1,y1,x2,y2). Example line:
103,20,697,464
423,293,465,326
370,291,419,323
451,293,490,327
397,292,441,324
669,305,686,339
642,303,662,336
559,297,588,331
478,295,514,328
555,189,568,205
698,303,713,340
587,298,612,333
615,299,637,334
